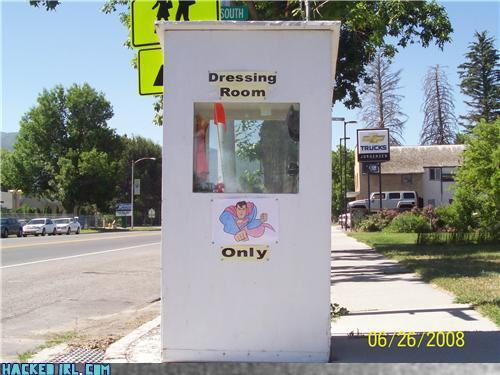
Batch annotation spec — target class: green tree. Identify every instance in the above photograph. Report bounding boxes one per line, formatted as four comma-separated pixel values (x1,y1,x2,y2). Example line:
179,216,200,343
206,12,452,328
29,1,59,11
331,146,355,219
0,149,13,190
55,149,120,213
452,119,500,235
32,1,452,124
457,31,499,129
117,136,162,225
246,1,452,109
2,84,123,213
454,132,469,144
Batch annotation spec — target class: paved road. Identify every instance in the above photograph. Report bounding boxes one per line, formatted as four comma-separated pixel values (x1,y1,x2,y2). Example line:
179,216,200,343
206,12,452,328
1,231,161,360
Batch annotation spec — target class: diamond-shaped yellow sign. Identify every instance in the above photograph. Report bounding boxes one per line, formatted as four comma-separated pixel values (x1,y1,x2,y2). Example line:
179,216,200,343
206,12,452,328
138,47,163,95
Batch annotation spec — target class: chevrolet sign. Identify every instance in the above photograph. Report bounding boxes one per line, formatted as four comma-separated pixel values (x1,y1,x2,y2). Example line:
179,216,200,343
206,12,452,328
362,134,386,143
357,129,390,162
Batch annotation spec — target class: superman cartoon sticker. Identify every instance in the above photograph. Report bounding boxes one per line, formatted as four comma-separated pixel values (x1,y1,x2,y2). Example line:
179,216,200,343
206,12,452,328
212,198,279,244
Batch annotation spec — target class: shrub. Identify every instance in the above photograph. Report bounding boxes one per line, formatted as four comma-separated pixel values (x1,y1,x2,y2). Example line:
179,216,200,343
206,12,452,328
355,209,399,232
385,212,432,233
356,215,381,232
350,209,368,230
433,204,465,232
330,303,349,321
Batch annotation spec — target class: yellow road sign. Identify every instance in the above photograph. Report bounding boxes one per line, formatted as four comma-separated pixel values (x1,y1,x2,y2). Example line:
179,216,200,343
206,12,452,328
138,47,163,95
132,0,220,48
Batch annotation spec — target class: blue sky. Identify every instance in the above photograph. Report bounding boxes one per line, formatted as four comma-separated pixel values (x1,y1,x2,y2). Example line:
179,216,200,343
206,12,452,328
1,1,499,149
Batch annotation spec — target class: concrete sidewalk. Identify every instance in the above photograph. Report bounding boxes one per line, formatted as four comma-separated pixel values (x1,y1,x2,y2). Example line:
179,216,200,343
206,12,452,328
329,226,499,362
101,227,498,363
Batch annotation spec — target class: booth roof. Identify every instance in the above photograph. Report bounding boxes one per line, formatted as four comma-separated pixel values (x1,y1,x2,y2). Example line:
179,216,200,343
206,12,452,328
154,21,341,78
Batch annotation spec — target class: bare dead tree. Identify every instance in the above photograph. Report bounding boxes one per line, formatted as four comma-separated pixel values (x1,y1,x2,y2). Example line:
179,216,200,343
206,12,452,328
359,50,407,145
420,65,457,145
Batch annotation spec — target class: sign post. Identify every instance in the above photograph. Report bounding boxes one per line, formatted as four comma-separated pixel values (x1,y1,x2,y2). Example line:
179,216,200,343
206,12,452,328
116,203,132,217
134,179,141,195
148,208,155,226
357,129,391,207
157,21,340,363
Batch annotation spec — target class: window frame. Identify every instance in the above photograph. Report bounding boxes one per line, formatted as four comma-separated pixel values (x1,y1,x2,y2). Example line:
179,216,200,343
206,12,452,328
192,102,300,194
429,168,442,181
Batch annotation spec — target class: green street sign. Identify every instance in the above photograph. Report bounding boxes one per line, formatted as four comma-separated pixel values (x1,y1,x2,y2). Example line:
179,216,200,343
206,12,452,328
221,5,248,20
138,47,163,95
132,0,220,48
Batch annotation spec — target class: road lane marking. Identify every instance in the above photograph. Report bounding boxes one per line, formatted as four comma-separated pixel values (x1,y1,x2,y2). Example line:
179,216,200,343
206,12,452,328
0,232,160,250
1,242,161,269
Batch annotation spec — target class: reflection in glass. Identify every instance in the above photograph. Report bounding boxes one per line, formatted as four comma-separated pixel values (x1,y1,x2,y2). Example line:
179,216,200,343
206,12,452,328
193,103,300,194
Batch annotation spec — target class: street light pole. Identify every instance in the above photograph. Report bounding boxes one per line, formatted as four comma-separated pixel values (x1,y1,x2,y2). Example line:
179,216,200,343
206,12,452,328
131,157,156,229
343,120,357,226
338,138,343,229
332,117,357,230
131,161,134,229
339,136,350,229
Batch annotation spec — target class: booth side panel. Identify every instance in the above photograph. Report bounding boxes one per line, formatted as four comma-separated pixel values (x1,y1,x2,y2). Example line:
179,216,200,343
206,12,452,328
161,29,335,362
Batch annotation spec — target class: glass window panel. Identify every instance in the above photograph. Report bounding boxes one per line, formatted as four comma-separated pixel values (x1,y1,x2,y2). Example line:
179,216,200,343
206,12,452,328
429,168,436,180
402,174,413,184
193,102,300,194
441,167,455,182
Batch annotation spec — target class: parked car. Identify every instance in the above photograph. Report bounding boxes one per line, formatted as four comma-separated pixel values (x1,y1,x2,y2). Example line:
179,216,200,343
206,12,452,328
0,217,23,238
54,217,81,235
348,191,418,213
23,218,56,236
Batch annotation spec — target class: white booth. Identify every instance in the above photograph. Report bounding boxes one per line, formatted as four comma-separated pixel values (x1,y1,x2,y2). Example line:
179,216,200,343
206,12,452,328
157,21,340,362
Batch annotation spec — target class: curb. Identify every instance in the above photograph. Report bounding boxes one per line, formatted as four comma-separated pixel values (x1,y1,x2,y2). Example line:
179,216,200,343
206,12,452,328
104,316,160,363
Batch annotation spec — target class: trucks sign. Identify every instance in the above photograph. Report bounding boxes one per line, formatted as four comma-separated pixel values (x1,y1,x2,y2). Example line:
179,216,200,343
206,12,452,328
356,128,390,162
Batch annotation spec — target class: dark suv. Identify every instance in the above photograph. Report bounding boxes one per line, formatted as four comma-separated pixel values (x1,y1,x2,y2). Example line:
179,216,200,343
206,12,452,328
0,217,23,238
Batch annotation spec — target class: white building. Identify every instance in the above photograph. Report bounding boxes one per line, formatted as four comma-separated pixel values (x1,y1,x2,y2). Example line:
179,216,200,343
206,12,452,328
354,145,465,207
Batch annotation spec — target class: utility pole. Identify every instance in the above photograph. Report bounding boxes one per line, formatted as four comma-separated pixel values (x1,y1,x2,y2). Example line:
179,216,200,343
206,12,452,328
378,163,383,211
367,167,371,214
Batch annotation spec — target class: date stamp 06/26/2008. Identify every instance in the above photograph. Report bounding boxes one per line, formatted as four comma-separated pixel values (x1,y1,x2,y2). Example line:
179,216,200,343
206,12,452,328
367,331,465,349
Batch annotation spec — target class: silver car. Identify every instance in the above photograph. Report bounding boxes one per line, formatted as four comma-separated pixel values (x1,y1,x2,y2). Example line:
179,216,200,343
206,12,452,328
23,218,56,236
54,218,81,235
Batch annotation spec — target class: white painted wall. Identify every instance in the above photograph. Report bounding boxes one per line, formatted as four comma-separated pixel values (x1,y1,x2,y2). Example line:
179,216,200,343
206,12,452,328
0,192,13,209
159,22,339,362
422,167,456,206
